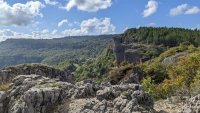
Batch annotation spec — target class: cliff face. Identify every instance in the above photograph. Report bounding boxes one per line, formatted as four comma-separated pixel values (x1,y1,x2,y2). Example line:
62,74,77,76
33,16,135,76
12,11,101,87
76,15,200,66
113,37,146,64
113,37,164,65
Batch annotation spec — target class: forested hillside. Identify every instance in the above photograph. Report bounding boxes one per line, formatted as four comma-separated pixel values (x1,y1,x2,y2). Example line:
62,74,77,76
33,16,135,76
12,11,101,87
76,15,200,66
0,35,114,68
72,27,200,84
109,27,200,100
120,27,200,47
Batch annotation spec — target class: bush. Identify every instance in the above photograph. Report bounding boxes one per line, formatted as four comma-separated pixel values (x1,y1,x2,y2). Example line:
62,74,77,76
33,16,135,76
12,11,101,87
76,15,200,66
190,70,200,95
0,82,11,91
109,64,134,84
141,45,200,99
75,46,115,82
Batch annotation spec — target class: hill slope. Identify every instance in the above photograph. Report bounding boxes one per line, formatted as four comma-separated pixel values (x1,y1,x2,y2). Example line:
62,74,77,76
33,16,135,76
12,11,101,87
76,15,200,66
0,35,114,68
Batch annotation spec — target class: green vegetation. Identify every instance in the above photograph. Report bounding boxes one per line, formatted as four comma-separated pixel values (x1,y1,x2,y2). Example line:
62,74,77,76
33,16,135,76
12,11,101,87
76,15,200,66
141,44,200,99
75,46,115,83
120,27,200,47
0,35,114,68
1,27,200,99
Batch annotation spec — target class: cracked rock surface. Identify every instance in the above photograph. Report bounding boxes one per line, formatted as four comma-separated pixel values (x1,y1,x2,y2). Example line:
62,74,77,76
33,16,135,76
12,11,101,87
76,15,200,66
0,74,154,113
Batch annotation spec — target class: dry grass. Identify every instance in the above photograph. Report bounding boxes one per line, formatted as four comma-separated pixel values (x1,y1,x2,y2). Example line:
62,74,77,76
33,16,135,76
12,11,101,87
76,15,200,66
0,82,11,91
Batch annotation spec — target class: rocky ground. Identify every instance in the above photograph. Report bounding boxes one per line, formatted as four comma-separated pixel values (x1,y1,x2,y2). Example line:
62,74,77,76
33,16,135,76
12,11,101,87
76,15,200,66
0,74,154,113
0,64,199,113
154,99,183,113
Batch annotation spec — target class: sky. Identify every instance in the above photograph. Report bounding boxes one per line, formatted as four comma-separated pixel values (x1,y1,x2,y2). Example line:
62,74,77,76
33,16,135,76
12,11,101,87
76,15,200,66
0,0,200,41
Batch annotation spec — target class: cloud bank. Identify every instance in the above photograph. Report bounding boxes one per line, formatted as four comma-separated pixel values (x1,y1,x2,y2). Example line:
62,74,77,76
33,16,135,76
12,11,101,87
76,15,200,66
0,0,45,26
0,17,116,41
62,17,116,36
64,0,112,12
170,4,200,16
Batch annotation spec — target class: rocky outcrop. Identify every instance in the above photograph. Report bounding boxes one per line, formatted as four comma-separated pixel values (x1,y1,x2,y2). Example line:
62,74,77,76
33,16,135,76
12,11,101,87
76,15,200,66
113,37,126,64
161,52,187,65
182,94,200,113
113,37,162,65
68,83,154,113
121,67,144,84
0,63,74,84
0,75,74,113
0,74,154,113
113,37,144,64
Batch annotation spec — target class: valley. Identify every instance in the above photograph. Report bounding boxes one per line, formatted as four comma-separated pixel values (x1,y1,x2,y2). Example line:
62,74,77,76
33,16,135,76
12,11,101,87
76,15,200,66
0,27,200,113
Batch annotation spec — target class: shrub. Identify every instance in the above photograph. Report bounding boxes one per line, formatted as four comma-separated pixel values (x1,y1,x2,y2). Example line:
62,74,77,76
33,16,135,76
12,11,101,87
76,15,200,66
0,82,11,91
141,45,200,99
109,64,134,84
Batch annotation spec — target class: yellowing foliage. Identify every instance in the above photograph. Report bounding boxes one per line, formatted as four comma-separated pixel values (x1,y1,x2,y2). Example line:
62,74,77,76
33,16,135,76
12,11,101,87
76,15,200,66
0,82,11,91
142,45,200,99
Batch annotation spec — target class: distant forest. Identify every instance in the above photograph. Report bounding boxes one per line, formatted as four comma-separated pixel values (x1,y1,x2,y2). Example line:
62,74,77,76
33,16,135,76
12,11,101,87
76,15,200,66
120,27,200,46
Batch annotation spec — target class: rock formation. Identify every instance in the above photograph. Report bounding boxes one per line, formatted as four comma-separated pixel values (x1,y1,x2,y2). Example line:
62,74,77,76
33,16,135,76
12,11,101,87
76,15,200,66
0,64,154,113
113,37,162,65
182,94,200,113
0,63,74,84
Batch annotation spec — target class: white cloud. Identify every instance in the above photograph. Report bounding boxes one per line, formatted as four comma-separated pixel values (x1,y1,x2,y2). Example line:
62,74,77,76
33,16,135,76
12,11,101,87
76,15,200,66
0,17,116,41
170,4,200,16
0,0,45,26
170,4,188,16
62,17,116,36
185,6,200,15
0,29,61,42
51,29,58,35
44,0,58,5
143,0,158,17
62,28,83,36
58,19,68,27
64,0,112,12
0,29,31,41
31,29,62,39
41,29,49,34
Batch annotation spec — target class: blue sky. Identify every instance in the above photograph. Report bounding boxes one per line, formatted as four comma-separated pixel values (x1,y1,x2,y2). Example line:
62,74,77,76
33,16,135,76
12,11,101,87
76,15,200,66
0,0,200,41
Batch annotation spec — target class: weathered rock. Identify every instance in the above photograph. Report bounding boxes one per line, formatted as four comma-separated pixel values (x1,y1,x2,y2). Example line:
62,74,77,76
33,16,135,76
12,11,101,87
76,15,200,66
0,73,154,113
80,84,153,113
122,67,144,84
161,52,187,65
0,75,74,113
113,37,125,64
124,49,144,64
182,94,200,113
73,80,98,98
78,84,153,113
113,37,164,65
0,91,7,113
0,63,74,84
113,37,143,64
